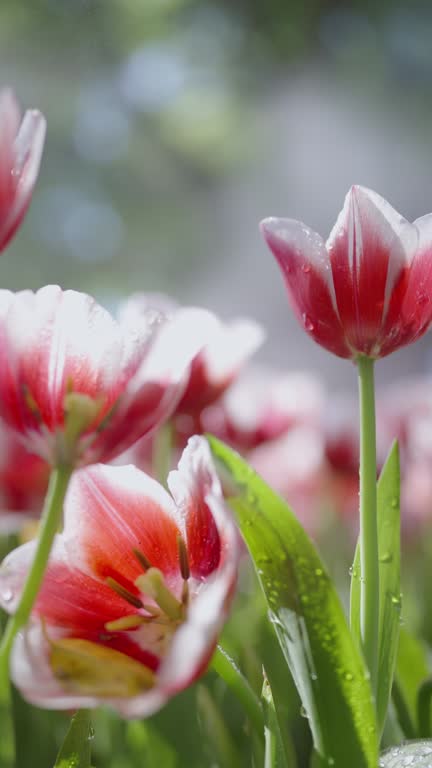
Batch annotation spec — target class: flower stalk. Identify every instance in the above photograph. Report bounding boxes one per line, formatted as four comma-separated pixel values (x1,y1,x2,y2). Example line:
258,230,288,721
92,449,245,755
0,463,72,673
357,355,379,693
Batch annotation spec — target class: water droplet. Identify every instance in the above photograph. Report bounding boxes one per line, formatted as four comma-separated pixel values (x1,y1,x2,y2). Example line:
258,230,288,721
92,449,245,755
88,726,95,741
379,552,392,564
315,568,323,577
300,594,309,605
300,706,308,719
310,672,318,681
391,497,398,509
302,313,315,332
258,556,273,566
344,671,353,682
391,593,402,608
301,263,311,273
2,589,13,603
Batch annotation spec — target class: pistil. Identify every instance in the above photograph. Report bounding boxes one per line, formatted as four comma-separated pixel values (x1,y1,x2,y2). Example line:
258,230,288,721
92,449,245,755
136,568,183,621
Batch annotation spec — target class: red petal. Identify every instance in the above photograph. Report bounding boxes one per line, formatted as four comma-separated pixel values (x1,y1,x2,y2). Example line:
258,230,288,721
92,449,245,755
0,90,20,223
260,218,350,358
0,108,46,251
64,464,181,588
327,186,417,355
168,437,225,578
0,539,131,631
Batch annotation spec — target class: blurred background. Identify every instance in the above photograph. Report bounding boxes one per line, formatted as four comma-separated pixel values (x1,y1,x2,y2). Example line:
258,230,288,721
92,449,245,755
1,0,432,387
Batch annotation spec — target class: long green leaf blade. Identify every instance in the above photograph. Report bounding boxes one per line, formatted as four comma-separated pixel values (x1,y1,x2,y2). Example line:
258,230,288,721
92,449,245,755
262,674,291,768
208,436,378,768
350,442,401,733
54,709,92,768
396,627,429,735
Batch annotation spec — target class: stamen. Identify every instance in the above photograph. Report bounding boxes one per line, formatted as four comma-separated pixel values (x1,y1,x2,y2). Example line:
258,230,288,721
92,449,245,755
106,577,143,609
177,535,190,580
181,580,189,606
133,548,152,572
22,385,42,422
136,568,183,621
104,615,146,632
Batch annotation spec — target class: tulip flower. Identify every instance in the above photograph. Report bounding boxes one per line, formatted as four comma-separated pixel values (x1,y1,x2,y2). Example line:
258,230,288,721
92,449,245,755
119,293,264,416
0,89,46,252
260,184,432,693
0,285,219,467
261,185,432,360
0,438,239,716
204,366,323,452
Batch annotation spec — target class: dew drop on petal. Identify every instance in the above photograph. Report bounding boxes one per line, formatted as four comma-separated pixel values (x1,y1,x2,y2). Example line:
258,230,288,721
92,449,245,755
2,588,13,603
301,263,311,274
302,313,315,332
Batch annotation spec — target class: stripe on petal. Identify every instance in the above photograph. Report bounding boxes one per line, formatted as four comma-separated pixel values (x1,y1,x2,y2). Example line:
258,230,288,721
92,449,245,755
327,186,417,355
64,464,182,587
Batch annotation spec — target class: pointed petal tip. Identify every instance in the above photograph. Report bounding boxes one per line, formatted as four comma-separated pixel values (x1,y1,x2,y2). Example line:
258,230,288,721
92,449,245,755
0,87,20,113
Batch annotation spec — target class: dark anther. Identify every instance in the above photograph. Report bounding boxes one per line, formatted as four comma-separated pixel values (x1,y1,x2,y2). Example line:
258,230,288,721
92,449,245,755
177,535,190,581
106,577,143,609
133,548,152,571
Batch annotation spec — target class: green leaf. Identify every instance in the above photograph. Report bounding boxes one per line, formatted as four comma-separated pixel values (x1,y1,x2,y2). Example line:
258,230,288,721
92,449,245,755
0,675,15,768
262,672,293,768
54,709,92,768
208,436,378,768
126,720,177,768
350,442,401,734
197,684,242,768
395,627,429,735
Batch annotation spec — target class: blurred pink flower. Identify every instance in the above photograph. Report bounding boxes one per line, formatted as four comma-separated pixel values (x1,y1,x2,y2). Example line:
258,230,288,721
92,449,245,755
204,366,323,452
0,419,49,531
249,425,325,534
0,89,46,252
0,286,217,466
0,437,239,716
261,185,432,359
119,292,264,417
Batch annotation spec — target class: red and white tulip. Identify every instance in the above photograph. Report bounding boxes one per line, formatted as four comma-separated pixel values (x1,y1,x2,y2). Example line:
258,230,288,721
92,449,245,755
0,437,239,716
261,185,432,359
0,285,218,466
0,89,46,252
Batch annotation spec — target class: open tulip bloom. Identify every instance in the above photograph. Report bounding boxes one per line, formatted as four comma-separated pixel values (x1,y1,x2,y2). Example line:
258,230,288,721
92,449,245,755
0,285,220,467
0,89,46,253
0,438,239,716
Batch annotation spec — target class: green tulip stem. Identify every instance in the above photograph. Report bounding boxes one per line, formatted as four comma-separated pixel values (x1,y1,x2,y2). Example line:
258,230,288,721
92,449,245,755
357,355,379,694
